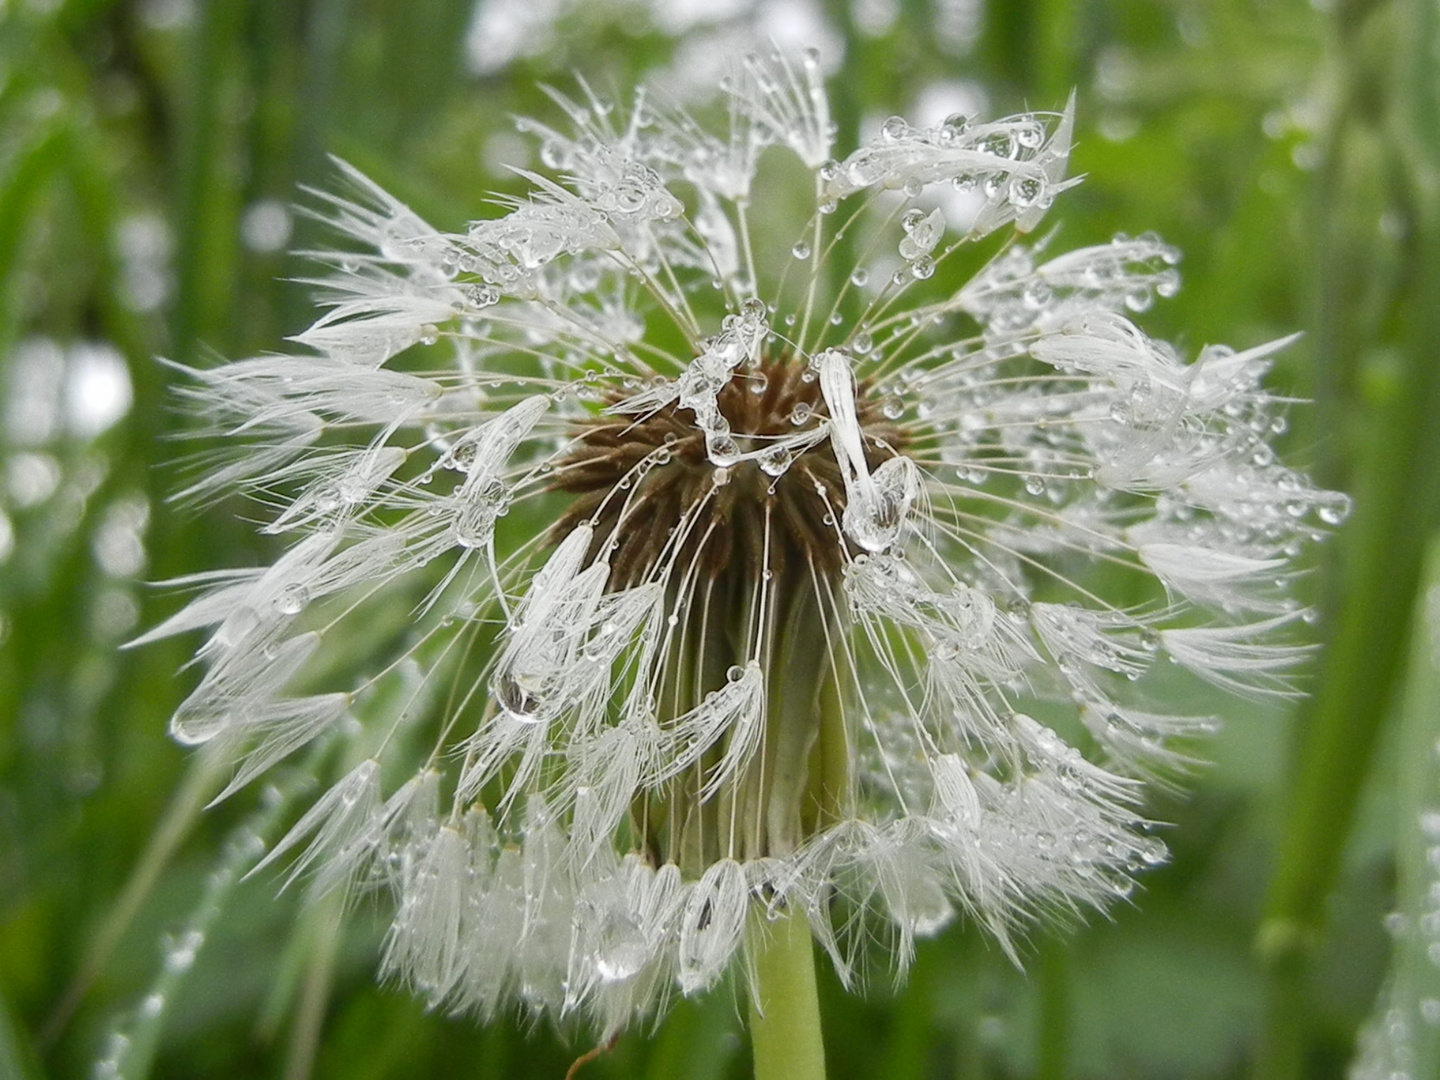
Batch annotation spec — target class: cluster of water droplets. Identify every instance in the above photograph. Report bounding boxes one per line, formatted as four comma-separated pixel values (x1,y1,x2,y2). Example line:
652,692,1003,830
896,206,945,282
817,105,1072,237
93,796,282,1080
671,298,769,466
959,233,1183,337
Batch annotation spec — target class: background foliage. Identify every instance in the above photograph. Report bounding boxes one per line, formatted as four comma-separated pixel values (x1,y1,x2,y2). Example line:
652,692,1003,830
2,0,1438,1078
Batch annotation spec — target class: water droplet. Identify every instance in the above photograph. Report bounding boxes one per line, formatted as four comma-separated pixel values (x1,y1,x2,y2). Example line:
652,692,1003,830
910,256,935,280
1138,837,1167,865
939,113,970,144
420,324,439,346
1023,281,1053,310
880,115,909,142
164,930,204,973
902,878,953,935
707,432,741,466
274,583,310,615
759,445,793,476
466,283,500,308
726,665,745,682
1318,493,1351,525
791,240,811,260
1009,175,1044,208
497,675,544,724
1124,288,1153,313
850,267,870,287
981,131,1015,158
313,484,343,512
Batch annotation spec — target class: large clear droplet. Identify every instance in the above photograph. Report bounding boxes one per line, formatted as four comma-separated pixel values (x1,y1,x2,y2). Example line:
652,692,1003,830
595,913,648,983
496,674,544,724
274,583,310,615
901,877,954,936
880,115,909,142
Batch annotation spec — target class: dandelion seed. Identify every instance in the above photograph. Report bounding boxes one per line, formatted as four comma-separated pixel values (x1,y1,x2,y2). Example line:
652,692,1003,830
141,51,1338,1040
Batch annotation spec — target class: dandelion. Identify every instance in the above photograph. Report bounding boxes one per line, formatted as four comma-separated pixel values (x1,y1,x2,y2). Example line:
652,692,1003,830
138,50,1345,1075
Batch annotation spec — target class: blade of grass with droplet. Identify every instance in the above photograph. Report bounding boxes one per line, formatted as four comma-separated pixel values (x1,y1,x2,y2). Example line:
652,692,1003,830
88,779,295,1080
1257,0,1440,1074
1346,535,1440,1076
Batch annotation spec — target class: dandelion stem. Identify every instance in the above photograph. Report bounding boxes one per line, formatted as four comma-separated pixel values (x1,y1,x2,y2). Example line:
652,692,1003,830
747,907,826,1080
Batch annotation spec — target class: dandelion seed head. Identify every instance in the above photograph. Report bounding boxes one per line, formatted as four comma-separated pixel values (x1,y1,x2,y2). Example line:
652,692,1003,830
141,51,1342,1034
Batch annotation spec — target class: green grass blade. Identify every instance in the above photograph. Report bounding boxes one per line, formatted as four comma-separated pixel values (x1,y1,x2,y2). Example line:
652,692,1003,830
1347,535,1440,1077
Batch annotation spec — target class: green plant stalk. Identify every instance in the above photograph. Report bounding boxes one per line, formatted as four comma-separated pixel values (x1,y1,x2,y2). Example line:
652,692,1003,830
1036,939,1071,1080
747,907,827,1080
283,898,345,1080
1256,0,1440,1074
1390,535,1440,1075
40,752,225,1045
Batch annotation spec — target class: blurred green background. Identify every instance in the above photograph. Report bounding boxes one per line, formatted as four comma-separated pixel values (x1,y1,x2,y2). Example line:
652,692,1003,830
2,0,1438,1077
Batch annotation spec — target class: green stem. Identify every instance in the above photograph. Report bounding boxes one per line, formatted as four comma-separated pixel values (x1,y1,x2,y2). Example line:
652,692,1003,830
1256,0,1440,1073
1036,939,1071,1080
747,907,827,1080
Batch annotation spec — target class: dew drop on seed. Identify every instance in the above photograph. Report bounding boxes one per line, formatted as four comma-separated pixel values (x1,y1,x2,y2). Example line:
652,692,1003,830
1124,289,1153,313
274,583,310,615
1318,493,1352,525
881,115,908,142
595,915,648,983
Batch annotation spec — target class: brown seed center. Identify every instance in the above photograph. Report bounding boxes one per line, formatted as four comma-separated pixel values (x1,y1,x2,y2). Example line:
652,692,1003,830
552,355,903,589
